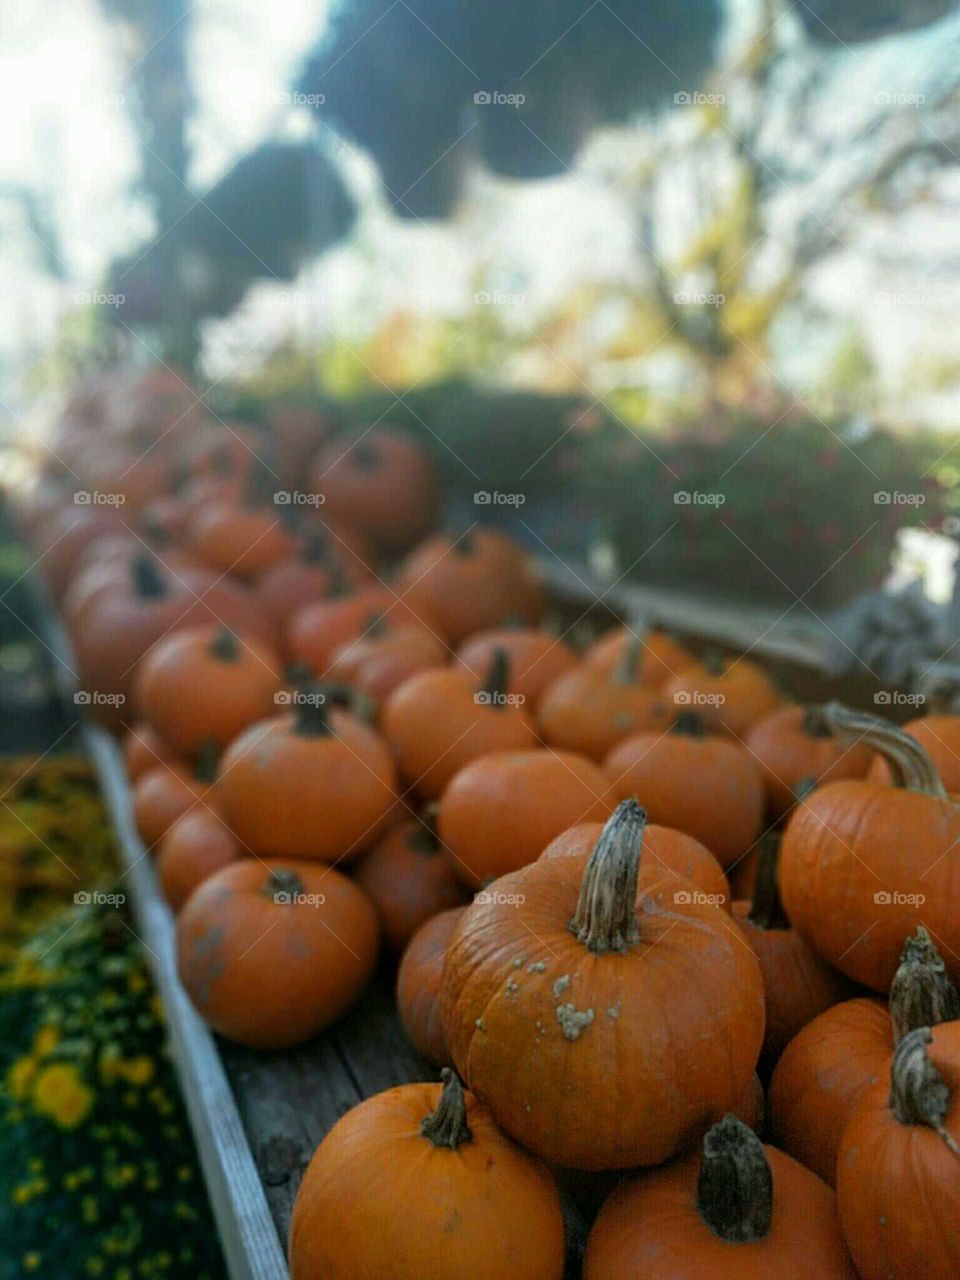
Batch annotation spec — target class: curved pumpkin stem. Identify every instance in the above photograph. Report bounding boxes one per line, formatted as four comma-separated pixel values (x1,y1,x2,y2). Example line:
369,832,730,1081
801,705,833,739
293,691,331,737
672,711,705,737
265,868,306,901
889,1027,960,1156
133,555,167,600
823,702,948,799
747,833,788,931
697,1113,773,1243
570,799,645,953
890,927,960,1043
210,629,240,662
479,648,511,710
408,804,441,855
420,1069,472,1150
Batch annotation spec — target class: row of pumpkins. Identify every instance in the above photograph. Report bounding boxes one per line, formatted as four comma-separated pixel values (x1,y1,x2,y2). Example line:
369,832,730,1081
15,366,960,1279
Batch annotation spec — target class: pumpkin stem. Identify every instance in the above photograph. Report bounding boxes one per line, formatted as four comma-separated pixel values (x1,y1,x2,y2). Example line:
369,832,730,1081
614,633,644,684
408,803,440,855
794,777,817,802
265,868,306,901
747,833,788,931
293,690,331,737
801,705,833,739
132,555,167,599
672,710,705,737
194,741,219,784
703,649,727,677
302,531,329,565
353,441,380,471
453,529,476,556
141,514,170,548
569,799,645,953
479,648,511,710
697,1114,773,1243
420,1069,472,1150
823,703,947,798
889,1027,960,1157
363,612,389,640
890,927,960,1043
210,629,239,662
285,661,312,687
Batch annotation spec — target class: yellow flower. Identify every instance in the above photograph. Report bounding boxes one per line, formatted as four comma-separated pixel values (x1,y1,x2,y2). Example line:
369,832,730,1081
22,1253,41,1272
33,1025,59,1056
7,1056,37,1099
32,1063,93,1129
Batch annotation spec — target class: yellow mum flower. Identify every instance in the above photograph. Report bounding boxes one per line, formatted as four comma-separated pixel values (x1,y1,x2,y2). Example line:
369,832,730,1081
7,1055,37,1099
32,1063,94,1129
33,1025,59,1056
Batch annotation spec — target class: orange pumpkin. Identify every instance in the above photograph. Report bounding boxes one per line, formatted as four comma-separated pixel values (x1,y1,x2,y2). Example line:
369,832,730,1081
135,627,281,755
584,1114,857,1279
437,750,613,889
746,704,873,817
187,482,296,579
328,620,448,705
663,653,782,737
867,713,960,794
537,636,673,760
382,650,537,800
132,747,219,850
583,626,695,687
177,860,378,1048
396,906,465,1066
396,529,544,644
216,695,396,861
289,1070,565,1280
157,808,244,911
40,505,122,600
439,801,764,1169
353,816,468,950
124,722,176,782
604,712,764,868
288,587,443,677
254,531,370,633
456,627,577,708
780,704,960,990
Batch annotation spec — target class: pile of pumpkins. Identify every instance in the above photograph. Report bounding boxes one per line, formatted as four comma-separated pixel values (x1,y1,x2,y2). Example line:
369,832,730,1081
16,366,960,1279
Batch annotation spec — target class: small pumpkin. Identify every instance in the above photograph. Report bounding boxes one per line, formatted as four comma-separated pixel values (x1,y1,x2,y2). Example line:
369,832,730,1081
663,653,782,737
328,618,448,705
177,861,378,1049
456,626,577,708
439,800,765,1169
583,625,695,687
768,926,960,1185
39,505,122,600
397,907,465,1066
132,745,219,850
780,703,960,990
437,749,613,889
288,587,443,677
135,627,282,755
123,722,176,782
537,636,673,760
382,650,537,800
216,693,396,861
745,704,873,817
837,1025,960,1280
186,461,296,579
396,529,544,644
353,815,469,951
867,713,960,794
254,529,371,633
584,1114,857,1279
604,711,764,868
157,808,244,912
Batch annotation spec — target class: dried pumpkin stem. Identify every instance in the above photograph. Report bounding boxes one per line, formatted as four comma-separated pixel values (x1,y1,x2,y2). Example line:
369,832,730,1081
409,804,440,855
194,741,219,784
747,834,788,931
570,799,645,953
801,705,833,739
890,927,960,1043
697,1113,773,1243
293,692,331,737
303,532,329,564
420,1069,472,1150
266,868,306,901
889,1027,960,1156
133,555,167,599
479,648,511,710
210,629,239,662
823,702,948,799
672,711,705,737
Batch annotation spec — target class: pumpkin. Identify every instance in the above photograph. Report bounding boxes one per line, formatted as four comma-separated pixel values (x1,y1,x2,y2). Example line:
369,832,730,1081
539,817,731,911
216,694,396,861
537,636,673,760
439,800,765,1169
396,529,544,644
456,626,578,708
663,653,782,737
254,530,371,633
583,625,695,687
780,703,960,990
267,402,335,487
187,470,296,579
157,808,244,912
354,815,468,950
289,1070,565,1280
288,587,443,677
768,925,960,1184
867,713,960,794
310,426,441,557
40,506,122,600
837,1024,960,1280
584,1114,857,1279
436,749,613,889
132,746,219,850
604,711,764,868
327,619,448,705
745,704,873,818
382,650,537,800
732,834,851,1068
397,907,465,1065
177,860,378,1048
123,722,176,782
135,627,281,754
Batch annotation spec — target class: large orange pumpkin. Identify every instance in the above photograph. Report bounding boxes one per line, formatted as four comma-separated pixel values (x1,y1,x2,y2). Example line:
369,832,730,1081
381,650,537,800
867,713,960,794
289,1070,565,1280
437,749,613,889
157,808,244,912
456,626,577,708
216,695,396,861
838,1024,960,1280
439,800,764,1169
177,860,378,1048
604,712,764,868
746,704,873,818
663,653,782,737
397,906,465,1066
584,1114,857,1279
780,703,960,990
